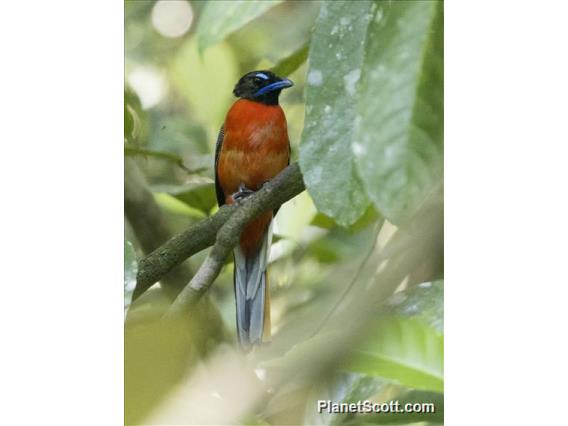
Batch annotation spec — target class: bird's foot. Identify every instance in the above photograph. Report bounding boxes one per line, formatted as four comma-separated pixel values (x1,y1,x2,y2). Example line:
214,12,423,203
232,183,255,203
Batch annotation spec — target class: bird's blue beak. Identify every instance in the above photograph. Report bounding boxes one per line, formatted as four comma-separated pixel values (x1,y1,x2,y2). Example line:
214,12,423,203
254,78,294,96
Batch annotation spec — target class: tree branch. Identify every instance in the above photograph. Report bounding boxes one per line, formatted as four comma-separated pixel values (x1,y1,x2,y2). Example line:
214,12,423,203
161,163,305,318
134,163,305,303
126,157,229,345
126,157,195,299
132,204,235,300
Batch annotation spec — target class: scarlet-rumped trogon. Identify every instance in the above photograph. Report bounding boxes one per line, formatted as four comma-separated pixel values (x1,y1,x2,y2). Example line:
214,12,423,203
214,70,293,350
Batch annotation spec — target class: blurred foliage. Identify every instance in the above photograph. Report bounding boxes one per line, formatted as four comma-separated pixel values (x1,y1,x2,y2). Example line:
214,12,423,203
346,317,444,393
390,280,444,333
124,86,148,145
124,239,137,317
196,0,283,53
124,1,443,425
271,41,310,77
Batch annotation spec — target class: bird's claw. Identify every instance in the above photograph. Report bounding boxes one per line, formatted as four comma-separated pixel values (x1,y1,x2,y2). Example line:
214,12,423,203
232,183,255,203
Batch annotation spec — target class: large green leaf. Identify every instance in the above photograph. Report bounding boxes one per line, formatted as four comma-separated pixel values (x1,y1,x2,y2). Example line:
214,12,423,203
196,0,283,53
300,1,443,226
346,317,443,393
354,1,443,224
124,239,137,318
299,1,375,226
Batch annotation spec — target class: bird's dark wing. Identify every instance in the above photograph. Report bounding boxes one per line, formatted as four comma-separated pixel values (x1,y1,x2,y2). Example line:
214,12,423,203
214,126,225,207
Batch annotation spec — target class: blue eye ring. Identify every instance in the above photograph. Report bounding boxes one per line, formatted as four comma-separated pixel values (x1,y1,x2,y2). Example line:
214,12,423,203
255,73,269,80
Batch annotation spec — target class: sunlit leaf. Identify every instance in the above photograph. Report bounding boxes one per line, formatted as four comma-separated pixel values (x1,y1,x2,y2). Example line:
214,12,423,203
124,239,137,318
124,87,146,144
151,181,217,214
354,1,443,224
196,0,283,53
346,317,443,393
153,192,207,219
274,190,317,241
311,212,337,229
299,1,374,226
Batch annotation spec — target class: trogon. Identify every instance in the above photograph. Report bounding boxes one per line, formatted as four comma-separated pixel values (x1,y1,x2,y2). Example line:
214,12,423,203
214,70,293,350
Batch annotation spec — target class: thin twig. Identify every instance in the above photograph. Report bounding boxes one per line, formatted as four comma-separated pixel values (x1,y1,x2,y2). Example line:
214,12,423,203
124,144,205,174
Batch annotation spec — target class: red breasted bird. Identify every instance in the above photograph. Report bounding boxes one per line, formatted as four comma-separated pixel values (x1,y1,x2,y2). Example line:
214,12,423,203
214,70,293,349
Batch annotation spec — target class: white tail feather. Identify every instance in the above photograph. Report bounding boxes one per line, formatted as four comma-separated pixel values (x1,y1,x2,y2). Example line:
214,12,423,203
234,221,273,349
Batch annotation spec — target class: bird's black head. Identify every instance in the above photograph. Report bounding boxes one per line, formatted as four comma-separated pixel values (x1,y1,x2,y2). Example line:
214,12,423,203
233,70,294,105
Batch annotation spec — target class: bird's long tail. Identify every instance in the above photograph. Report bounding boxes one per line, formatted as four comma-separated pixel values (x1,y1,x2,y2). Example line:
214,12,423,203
234,218,273,350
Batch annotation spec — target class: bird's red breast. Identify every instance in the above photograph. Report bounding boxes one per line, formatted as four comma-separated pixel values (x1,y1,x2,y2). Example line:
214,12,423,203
217,99,290,254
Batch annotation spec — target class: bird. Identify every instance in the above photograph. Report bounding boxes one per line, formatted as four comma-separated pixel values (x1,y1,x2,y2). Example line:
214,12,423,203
214,70,293,350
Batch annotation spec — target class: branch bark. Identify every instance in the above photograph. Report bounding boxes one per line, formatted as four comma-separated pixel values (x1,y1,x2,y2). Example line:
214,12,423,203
125,157,229,343
154,163,306,318
132,203,236,300
125,157,199,300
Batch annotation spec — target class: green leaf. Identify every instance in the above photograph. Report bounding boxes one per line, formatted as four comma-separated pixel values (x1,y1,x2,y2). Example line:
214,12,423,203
151,180,217,214
196,0,283,53
311,212,337,229
299,1,375,226
271,41,309,77
153,192,207,219
311,206,381,233
354,1,443,224
300,1,443,226
348,205,381,233
124,87,146,144
390,280,444,333
124,239,137,318
346,317,443,393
